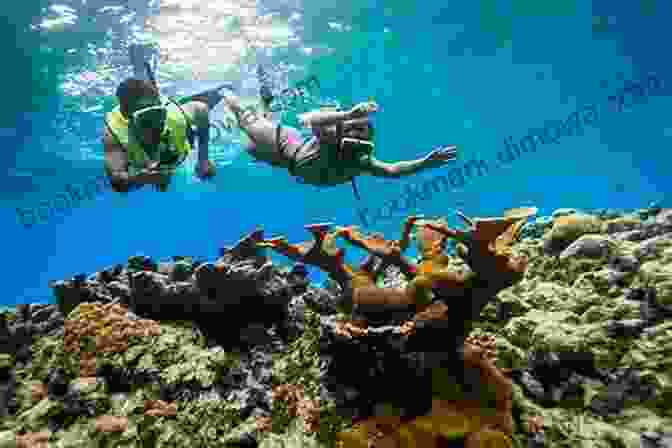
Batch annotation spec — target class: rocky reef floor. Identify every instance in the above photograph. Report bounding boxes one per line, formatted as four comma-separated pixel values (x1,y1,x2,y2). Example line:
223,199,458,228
0,204,671,447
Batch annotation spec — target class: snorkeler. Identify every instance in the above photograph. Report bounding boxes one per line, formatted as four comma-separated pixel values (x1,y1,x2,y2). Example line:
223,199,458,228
104,45,232,193
219,67,459,199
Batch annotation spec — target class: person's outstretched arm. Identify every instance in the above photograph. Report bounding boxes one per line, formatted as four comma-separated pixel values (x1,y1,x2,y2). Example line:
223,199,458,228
364,145,458,178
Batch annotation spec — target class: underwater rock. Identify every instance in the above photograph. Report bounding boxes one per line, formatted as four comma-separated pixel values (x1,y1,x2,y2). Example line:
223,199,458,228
605,319,647,338
551,208,577,218
641,431,672,448
49,277,113,316
558,235,613,260
544,213,604,254
226,432,258,447
603,215,642,234
589,368,657,417
0,354,17,419
634,233,672,262
654,208,672,225
609,253,641,273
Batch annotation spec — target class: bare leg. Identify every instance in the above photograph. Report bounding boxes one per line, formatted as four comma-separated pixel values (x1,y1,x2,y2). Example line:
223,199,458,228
223,93,278,147
184,83,236,111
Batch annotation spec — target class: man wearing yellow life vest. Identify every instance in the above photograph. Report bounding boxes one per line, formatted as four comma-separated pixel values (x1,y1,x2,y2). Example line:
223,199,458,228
104,75,225,192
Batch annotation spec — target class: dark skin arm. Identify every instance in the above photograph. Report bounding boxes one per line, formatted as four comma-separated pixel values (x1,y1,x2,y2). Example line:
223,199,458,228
179,100,216,179
103,128,169,192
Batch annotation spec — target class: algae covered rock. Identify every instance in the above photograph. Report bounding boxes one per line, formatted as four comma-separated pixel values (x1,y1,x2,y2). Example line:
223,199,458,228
603,215,643,234
618,321,672,409
544,213,604,254
559,235,615,260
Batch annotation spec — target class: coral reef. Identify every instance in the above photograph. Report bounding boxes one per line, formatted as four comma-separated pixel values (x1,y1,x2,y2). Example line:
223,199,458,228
0,204,670,447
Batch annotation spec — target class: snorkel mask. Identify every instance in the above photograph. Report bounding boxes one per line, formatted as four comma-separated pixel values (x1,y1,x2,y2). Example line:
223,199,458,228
131,101,168,136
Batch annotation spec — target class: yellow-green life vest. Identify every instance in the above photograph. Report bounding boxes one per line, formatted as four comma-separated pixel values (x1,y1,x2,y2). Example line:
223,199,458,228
105,97,193,176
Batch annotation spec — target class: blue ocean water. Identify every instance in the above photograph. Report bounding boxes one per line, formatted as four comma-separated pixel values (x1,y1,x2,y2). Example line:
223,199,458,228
1,0,670,307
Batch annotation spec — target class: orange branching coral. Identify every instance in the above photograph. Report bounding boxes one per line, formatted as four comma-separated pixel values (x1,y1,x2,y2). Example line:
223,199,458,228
144,399,178,417
95,415,129,433
257,223,351,286
419,207,536,291
63,302,161,376
16,431,51,448
336,216,420,279
272,384,321,433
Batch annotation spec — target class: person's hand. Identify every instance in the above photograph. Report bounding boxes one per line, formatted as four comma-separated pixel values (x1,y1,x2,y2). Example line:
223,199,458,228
144,160,161,171
425,145,458,165
110,170,130,192
348,101,378,119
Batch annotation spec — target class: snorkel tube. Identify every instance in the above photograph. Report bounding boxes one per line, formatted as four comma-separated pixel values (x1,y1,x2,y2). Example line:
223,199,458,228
144,61,159,92
141,61,192,170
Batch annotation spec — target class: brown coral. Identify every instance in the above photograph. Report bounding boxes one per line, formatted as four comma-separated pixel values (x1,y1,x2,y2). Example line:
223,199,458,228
30,383,48,403
272,384,321,433
78,353,98,377
335,319,370,338
465,334,498,363
16,431,51,448
72,376,99,389
460,344,514,436
256,415,274,433
63,302,161,376
339,398,514,448
94,415,129,433
144,399,178,417
527,415,545,433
